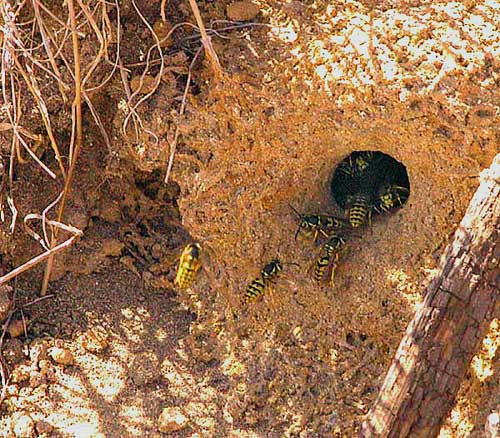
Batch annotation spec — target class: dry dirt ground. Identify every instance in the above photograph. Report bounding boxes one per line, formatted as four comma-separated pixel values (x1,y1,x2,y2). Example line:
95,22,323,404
0,0,499,437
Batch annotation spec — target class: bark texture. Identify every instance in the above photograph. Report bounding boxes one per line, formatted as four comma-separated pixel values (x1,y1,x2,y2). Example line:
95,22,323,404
360,153,500,438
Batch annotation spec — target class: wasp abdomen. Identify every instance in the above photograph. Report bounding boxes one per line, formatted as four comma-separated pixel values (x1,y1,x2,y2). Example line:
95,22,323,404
175,243,202,289
245,278,267,302
245,259,283,303
348,193,371,228
313,255,331,284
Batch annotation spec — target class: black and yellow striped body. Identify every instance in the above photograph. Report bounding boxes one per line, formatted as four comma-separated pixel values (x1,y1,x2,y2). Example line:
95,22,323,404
376,184,409,213
245,259,282,303
324,234,346,258
313,255,331,284
175,243,202,289
245,277,267,302
347,192,372,228
337,151,374,177
318,215,346,229
314,234,346,285
354,151,373,173
295,214,345,242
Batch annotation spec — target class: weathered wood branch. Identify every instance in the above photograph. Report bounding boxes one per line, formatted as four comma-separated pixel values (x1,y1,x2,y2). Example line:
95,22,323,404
360,153,500,438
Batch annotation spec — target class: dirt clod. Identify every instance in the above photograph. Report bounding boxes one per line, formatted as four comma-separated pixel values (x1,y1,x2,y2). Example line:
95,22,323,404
11,413,35,438
101,239,125,257
227,1,260,21
99,201,122,223
0,284,12,322
49,347,75,366
157,407,188,433
2,338,25,366
29,371,45,388
35,420,53,435
7,320,27,338
153,20,173,48
10,364,31,384
39,359,57,383
79,326,109,353
80,327,109,353
129,351,160,386
130,75,158,95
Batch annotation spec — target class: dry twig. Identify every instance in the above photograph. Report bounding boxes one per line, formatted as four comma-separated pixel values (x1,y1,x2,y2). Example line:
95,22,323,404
40,0,83,296
164,46,202,184
0,216,82,285
187,0,223,77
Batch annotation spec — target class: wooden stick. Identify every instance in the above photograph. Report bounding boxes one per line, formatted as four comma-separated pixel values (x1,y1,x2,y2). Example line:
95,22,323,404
360,153,500,437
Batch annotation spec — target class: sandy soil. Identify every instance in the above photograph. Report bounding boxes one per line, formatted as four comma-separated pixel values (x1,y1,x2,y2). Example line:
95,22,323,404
0,0,499,437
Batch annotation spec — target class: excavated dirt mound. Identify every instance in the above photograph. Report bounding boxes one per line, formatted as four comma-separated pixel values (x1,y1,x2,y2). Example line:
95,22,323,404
0,0,499,437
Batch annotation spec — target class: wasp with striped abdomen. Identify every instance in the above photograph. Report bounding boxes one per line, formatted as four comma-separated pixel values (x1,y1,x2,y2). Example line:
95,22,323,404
290,205,346,243
245,259,283,303
375,184,410,213
336,150,375,178
175,242,202,289
346,192,373,228
313,233,347,285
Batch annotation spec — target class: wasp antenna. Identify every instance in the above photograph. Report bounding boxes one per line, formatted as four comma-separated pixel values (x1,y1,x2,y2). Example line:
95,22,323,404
394,185,410,193
289,203,301,218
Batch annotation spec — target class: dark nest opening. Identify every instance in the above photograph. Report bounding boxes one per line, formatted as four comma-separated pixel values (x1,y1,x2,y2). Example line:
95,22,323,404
330,151,410,218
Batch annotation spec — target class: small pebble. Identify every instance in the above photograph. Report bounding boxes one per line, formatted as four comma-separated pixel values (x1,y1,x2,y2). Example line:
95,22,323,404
49,347,75,366
12,412,35,438
129,351,160,386
8,319,27,338
0,285,12,322
3,338,25,366
6,385,19,396
80,326,109,353
227,1,260,21
10,365,31,383
130,75,158,95
29,371,45,388
35,420,53,435
54,339,64,348
157,407,188,433
38,359,51,373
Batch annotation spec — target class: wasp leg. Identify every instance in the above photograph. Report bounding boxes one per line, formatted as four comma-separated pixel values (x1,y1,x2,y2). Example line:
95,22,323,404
319,228,330,239
330,253,341,287
330,264,336,288
368,209,374,236
312,229,320,244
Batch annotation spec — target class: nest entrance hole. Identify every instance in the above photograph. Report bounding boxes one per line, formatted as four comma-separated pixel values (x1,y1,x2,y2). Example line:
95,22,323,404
330,151,410,215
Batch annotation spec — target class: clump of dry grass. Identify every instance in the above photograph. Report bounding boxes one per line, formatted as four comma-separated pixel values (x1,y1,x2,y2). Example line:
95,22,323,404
0,0,228,295
0,0,272,300
0,0,121,294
